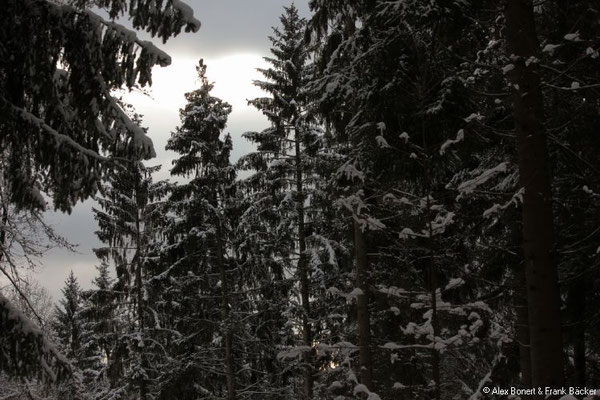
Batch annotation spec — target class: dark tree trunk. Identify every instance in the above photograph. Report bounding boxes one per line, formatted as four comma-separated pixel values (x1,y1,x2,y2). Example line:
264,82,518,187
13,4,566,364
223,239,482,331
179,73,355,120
515,261,532,387
353,219,373,390
568,278,586,387
504,0,564,395
511,217,532,386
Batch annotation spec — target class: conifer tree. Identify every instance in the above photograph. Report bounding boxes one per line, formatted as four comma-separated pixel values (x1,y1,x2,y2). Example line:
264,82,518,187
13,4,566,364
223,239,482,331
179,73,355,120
78,262,120,393
53,271,83,362
239,6,331,398
93,157,169,399
159,59,238,399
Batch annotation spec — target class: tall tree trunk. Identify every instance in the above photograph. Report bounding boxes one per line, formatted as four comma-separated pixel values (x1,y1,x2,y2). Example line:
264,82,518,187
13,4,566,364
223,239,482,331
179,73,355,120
568,278,586,387
216,221,236,400
504,0,564,394
515,260,532,386
512,218,532,386
295,127,313,400
353,219,373,390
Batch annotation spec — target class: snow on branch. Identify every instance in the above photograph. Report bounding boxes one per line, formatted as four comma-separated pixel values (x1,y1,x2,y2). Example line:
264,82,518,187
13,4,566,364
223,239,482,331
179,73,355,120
170,0,202,32
354,383,382,400
327,286,365,301
82,10,171,67
3,99,108,162
458,162,509,194
439,129,464,155
276,345,311,361
482,187,524,218
103,93,156,159
337,161,365,182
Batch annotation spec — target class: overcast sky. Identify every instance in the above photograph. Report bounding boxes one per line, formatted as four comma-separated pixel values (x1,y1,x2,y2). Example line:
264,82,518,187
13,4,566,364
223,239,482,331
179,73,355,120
38,1,311,300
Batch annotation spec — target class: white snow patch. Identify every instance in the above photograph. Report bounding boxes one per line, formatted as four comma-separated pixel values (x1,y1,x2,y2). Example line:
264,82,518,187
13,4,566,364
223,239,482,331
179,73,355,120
502,64,515,74
399,132,410,143
440,129,464,155
525,56,539,66
399,227,415,239
348,288,364,298
376,135,391,148
586,47,599,59
445,278,465,291
564,32,581,41
542,44,560,54
464,113,484,123
329,381,343,390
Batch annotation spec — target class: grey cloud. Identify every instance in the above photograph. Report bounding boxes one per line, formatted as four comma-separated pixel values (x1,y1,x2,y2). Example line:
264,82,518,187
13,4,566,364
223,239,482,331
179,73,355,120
157,1,311,59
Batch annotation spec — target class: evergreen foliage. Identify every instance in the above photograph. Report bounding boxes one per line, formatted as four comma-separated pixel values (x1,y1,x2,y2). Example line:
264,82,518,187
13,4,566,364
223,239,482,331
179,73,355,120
53,271,83,361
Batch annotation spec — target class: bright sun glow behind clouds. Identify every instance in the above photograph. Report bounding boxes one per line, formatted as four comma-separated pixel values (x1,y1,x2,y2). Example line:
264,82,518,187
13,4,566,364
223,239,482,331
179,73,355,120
129,53,268,111
205,53,269,110
122,53,269,170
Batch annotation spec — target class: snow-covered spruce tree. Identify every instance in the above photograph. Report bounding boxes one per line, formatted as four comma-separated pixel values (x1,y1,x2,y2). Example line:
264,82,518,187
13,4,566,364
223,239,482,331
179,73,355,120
78,262,121,395
0,0,200,384
52,270,95,399
237,6,338,399
93,157,170,400
53,271,83,362
158,59,238,400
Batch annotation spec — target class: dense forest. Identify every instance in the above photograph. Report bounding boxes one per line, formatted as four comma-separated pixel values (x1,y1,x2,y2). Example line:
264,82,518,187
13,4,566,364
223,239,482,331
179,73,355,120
1,1,600,399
